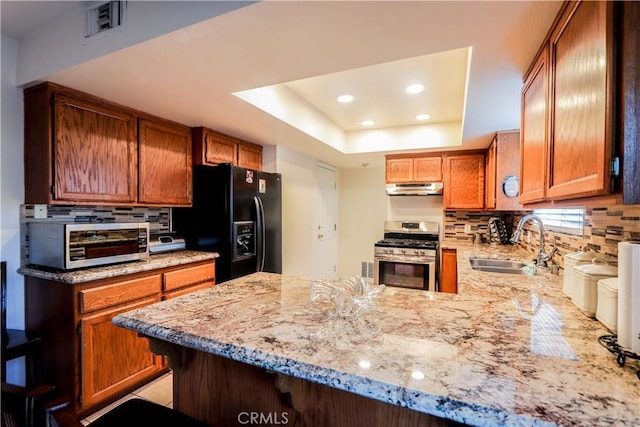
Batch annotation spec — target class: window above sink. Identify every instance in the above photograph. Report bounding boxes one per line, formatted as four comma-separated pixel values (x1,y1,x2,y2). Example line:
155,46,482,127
533,208,584,236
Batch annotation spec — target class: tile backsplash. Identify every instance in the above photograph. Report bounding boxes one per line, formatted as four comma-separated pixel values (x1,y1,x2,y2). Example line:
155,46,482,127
445,205,640,269
20,205,170,265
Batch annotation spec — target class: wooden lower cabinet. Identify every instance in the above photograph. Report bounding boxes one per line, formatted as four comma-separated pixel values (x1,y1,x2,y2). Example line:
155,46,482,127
167,344,459,427
440,248,458,294
80,297,163,409
25,259,215,417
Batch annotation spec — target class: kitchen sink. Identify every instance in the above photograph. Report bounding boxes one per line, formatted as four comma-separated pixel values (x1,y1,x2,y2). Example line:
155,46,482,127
469,257,529,275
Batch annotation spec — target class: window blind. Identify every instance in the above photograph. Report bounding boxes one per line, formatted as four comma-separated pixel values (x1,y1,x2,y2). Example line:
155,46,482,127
533,208,584,236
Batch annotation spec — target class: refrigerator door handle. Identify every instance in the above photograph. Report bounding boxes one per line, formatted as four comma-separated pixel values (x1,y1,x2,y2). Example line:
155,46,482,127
254,196,266,271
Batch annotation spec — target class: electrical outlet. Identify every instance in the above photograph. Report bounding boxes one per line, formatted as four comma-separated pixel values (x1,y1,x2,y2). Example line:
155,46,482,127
34,204,47,219
464,224,471,234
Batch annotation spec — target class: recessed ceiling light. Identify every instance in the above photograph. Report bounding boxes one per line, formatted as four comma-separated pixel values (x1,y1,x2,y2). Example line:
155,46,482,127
361,120,375,126
406,84,424,94
416,113,431,121
337,94,354,103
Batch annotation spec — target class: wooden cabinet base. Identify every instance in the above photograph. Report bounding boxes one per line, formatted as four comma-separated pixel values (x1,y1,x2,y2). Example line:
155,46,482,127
24,259,214,418
154,341,461,426
440,248,458,294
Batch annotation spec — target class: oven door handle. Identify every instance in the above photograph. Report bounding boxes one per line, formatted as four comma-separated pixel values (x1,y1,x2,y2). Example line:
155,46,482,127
375,255,436,263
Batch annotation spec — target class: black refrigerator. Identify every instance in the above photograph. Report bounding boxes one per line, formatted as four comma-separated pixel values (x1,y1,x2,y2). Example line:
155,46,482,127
173,164,282,283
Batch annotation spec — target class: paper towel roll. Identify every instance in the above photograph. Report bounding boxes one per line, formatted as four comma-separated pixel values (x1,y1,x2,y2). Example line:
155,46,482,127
617,241,640,352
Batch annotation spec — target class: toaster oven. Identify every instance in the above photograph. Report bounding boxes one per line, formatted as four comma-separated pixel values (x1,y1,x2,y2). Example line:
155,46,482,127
28,222,149,270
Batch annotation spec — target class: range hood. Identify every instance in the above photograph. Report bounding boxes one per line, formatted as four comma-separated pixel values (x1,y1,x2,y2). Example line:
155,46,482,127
385,182,444,196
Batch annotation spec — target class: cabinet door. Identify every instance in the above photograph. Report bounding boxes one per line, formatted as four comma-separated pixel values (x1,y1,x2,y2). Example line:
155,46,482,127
139,118,192,206
237,142,263,171
80,297,164,410
413,156,442,181
443,154,485,209
205,130,237,165
440,248,457,294
520,48,549,204
485,140,497,209
547,1,611,199
53,95,137,203
494,131,523,210
385,158,413,183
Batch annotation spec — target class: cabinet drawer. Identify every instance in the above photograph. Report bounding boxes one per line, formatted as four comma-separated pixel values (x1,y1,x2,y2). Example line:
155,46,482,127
163,263,215,292
80,275,162,314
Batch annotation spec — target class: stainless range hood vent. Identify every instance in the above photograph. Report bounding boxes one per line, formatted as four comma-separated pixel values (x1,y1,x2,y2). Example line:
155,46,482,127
385,182,444,196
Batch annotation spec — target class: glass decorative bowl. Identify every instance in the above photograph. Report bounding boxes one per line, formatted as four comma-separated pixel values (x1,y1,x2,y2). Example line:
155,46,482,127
310,276,385,318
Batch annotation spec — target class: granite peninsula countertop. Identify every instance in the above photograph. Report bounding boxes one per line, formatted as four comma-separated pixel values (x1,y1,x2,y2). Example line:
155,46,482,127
113,243,639,427
17,250,218,284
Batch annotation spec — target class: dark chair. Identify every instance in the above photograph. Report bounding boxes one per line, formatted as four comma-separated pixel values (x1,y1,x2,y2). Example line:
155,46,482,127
1,261,43,386
46,398,208,427
1,382,56,427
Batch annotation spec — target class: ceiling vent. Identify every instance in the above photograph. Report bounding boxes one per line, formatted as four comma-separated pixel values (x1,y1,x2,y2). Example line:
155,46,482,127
85,1,126,39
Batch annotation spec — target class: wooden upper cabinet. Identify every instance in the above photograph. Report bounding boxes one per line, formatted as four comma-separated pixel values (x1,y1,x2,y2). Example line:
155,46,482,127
413,156,442,182
520,47,549,204
25,82,193,206
385,154,441,183
193,127,237,165
193,126,263,170
546,0,612,200
519,0,618,205
487,130,523,210
443,153,485,209
139,118,192,206
485,140,497,209
53,95,138,203
385,157,413,183
237,141,263,170
25,85,138,205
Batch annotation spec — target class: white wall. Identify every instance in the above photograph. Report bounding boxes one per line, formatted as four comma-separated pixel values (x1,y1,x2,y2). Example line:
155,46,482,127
387,194,444,225
337,166,443,278
1,35,26,384
16,1,254,85
337,167,386,278
274,146,322,278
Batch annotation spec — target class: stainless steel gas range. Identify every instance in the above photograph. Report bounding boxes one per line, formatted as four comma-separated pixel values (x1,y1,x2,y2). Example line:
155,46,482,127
374,221,439,291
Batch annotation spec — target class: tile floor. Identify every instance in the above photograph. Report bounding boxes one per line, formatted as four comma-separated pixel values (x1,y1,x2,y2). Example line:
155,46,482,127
80,372,173,425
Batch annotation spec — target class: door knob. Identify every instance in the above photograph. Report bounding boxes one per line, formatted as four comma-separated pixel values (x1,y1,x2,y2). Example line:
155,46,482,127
318,234,324,239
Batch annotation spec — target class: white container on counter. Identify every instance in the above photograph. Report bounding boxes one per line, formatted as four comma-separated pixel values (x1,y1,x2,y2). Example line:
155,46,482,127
572,261,617,318
563,249,616,299
563,249,595,298
596,277,618,333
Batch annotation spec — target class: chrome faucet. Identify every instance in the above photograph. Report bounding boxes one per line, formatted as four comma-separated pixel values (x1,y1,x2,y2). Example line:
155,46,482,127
510,214,553,267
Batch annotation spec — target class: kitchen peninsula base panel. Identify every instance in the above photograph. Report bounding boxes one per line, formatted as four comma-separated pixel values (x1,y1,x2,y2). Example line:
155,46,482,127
170,345,461,427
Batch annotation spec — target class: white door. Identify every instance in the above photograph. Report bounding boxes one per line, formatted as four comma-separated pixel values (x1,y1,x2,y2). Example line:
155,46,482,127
314,162,338,280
